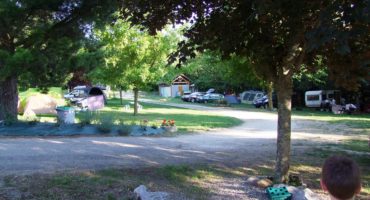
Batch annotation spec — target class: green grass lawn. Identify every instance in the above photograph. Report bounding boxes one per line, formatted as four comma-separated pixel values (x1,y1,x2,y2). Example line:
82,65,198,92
22,98,242,132
74,98,243,132
15,88,242,132
292,108,370,129
142,94,370,131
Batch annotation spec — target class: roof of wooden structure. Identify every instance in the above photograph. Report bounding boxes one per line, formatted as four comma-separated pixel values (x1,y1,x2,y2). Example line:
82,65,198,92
172,74,191,85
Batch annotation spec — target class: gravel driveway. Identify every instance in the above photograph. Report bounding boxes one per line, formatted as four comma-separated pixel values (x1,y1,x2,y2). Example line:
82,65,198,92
0,101,351,177
2,101,356,199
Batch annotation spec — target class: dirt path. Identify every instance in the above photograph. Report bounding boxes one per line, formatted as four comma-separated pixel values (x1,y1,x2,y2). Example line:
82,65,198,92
0,101,355,177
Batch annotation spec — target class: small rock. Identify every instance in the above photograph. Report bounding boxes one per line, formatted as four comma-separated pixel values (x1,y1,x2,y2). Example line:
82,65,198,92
257,178,273,189
134,185,169,200
246,176,259,185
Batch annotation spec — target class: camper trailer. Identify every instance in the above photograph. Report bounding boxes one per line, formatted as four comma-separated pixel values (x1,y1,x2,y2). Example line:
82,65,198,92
305,90,340,108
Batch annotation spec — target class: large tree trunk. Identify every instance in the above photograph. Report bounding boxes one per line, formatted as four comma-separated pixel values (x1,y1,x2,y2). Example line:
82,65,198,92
274,72,293,183
133,88,139,115
0,76,18,122
267,81,273,110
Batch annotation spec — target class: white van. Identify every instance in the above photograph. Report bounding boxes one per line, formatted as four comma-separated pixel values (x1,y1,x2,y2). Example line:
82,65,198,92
305,90,340,108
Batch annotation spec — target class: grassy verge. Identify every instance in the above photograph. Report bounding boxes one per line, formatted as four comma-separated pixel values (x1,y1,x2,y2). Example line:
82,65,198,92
17,98,242,133
0,163,279,200
81,98,242,132
340,140,370,153
292,108,370,130
1,154,368,199
19,87,64,100
142,94,370,131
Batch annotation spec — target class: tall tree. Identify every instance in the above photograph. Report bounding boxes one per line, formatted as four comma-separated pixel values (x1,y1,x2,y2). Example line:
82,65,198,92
122,0,370,182
90,19,177,115
0,0,116,121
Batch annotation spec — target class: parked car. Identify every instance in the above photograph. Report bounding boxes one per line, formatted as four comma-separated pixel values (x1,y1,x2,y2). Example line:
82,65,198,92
64,85,90,102
64,86,107,110
240,90,264,104
189,92,206,103
196,93,224,103
181,91,192,102
253,95,268,108
253,94,278,108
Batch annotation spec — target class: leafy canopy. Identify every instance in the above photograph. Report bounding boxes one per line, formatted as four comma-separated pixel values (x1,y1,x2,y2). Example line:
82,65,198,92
0,0,116,87
90,19,178,90
122,0,370,90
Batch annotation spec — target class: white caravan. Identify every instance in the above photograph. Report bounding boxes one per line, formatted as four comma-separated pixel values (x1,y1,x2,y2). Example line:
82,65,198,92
305,90,340,108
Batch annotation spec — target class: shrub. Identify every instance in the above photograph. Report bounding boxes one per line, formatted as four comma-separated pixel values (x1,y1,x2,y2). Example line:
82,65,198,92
118,125,132,136
151,123,158,129
26,116,40,126
96,115,113,134
79,111,95,127
140,119,149,131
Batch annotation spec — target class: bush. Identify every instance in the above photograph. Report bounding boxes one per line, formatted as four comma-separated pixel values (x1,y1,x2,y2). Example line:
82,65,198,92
96,114,113,134
79,111,95,127
26,116,40,126
118,125,132,136
117,119,132,136
97,124,111,133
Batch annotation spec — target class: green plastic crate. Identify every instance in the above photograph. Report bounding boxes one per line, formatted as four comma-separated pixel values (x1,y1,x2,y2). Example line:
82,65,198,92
266,186,292,200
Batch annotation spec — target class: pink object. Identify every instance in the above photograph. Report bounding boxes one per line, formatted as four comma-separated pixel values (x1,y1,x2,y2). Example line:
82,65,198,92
80,95,105,110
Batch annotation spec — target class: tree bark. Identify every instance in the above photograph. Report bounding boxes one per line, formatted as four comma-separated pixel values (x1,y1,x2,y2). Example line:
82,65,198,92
267,81,273,110
274,72,293,183
133,88,139,116
119,89,123,105
0,76,18,121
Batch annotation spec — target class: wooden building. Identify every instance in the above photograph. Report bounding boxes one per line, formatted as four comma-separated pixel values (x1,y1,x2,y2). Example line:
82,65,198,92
158,74,191,97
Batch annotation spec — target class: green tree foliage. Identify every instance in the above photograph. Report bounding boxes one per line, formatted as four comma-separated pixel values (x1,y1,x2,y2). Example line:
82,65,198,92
0,0,116,120
121,0,370,182
90,19,177,115
162,51,265,93
293,66,331,92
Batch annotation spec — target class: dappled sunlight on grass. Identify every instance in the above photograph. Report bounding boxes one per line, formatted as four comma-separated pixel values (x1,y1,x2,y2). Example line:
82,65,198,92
292,110,370,130
340,139,370,153
71,98,243,132
14,98,242,133
291,165,321,174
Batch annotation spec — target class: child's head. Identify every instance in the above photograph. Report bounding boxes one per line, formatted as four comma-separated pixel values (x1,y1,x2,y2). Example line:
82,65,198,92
321,156,361,200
